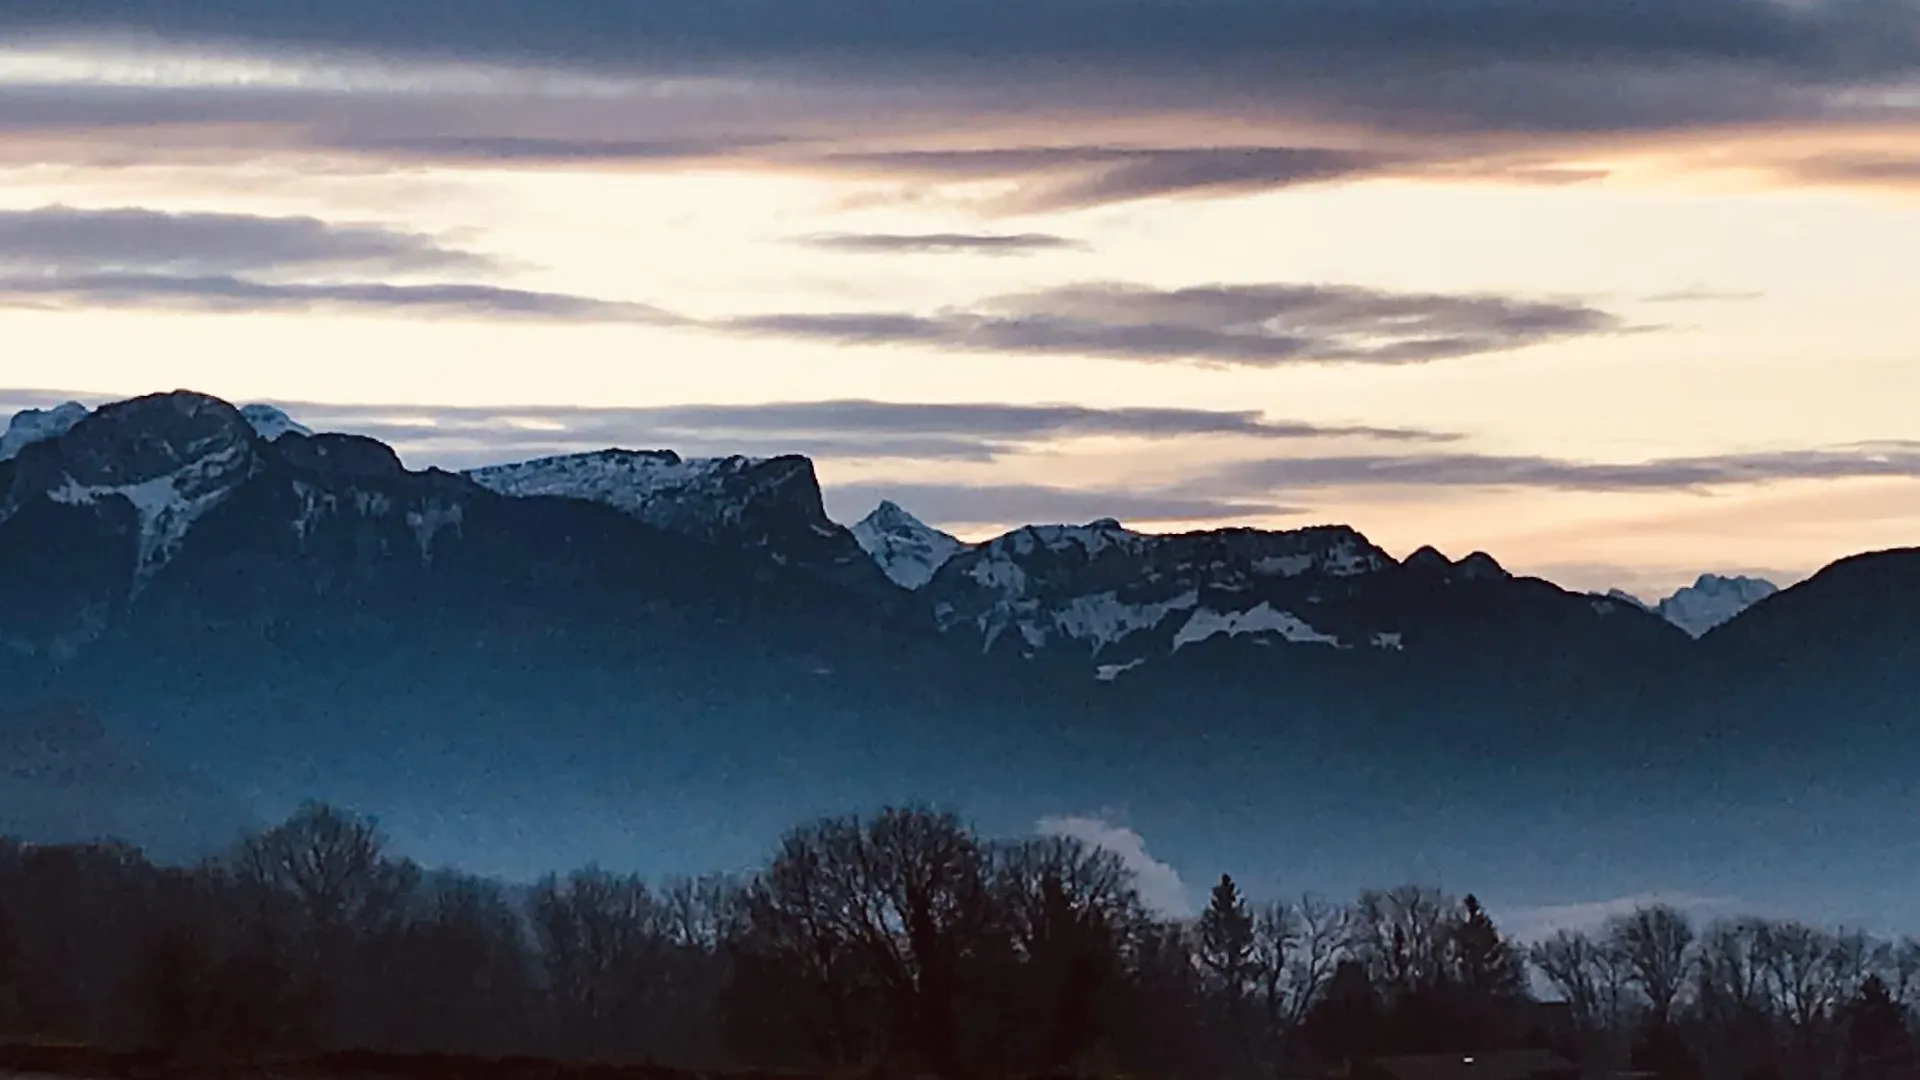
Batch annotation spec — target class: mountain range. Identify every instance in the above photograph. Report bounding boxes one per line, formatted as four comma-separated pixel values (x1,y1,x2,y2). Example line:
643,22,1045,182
2,391,1916,928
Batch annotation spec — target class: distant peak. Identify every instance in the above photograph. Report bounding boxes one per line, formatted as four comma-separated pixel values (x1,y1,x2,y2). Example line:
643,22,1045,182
862,499,924,528
1454,551,1509,581
1086,517,1125,530
238,403,313,442
852,500,965,590
1404,545,1451,573
1654,573,1780,638
0,400,90,461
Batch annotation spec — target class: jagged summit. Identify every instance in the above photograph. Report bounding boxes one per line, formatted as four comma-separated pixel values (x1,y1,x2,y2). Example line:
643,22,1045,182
1596,574,1780,637
852,501,967,590
924,521,1396,664
1657,573,1779,638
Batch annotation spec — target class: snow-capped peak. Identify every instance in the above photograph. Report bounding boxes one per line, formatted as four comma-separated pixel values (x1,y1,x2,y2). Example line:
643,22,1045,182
851,500,966,590
0,401,89,461
3,400,314,463
18,392,264,584
466,449,780,526
1656,574,1779,638
239,403,312,442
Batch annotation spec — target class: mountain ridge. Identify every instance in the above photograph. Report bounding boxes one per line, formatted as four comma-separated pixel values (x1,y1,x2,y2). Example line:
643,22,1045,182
1,391,1910,865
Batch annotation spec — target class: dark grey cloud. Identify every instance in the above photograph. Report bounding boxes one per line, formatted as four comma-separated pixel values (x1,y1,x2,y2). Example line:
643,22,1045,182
1783,153,1920,186
726,282,1627,366
0,273,675,323
815,147,1406,209
14,1,1913,81
2,391,1444,471
1210,444,1920,494
794,232,1088,255
821,482,1296,529
0,206,490,277
0,205,673,324
4,3,1915,209
0,210,1628,365
256,398,1457,470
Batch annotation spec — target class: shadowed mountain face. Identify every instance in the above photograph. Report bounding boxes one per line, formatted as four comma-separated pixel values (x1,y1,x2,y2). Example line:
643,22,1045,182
1,391,1915,930
0,701,252,860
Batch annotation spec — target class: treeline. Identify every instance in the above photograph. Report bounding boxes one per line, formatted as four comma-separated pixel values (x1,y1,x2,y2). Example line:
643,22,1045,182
0,803,1914,1080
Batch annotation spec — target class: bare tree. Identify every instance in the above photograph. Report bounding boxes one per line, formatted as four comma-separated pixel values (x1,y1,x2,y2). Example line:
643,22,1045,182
1530,929,1636,1070
1755,919,1869,1074
1606,904,1697,1026
230,803,418,1047
1873,937,1920,1014
1284,894,1354,1033
529,866,662,1058
234,802,416,942
990,835,1145,1072
1354,886,1453,997
731,807,994,1078
1249,898,1298,1053
1532,930,1614,1034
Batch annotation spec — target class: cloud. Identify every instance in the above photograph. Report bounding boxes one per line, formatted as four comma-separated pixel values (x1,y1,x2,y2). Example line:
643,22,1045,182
793,231,1088,255
0,205,672,324
823,482,1297,530
1499,891,1735,944
1211,444,1920,494
15,1,1913,84
0,273,676,323
0,214,1621,369
1519,560,1804,599
0,206,491,277
1781,151,1920,187
0,391,1440,471
1036,814,1191,917
814,147,1407,210
4,4,1917,208
726,282,1627,367
1640,286,1765,304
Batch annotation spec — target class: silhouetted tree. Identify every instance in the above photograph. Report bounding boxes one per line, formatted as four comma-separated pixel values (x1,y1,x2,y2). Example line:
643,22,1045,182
1840,974,1916,1079
988,835,1144,1074
529,867,658,1057
1610,904,1697,1028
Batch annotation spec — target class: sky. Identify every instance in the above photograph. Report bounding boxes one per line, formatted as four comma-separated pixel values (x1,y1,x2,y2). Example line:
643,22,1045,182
3,1,1920,597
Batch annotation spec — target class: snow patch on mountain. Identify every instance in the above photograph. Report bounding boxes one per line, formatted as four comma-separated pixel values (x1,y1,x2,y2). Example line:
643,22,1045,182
469,450,764,510
239,403,312,442
1173,603,1340,651
1656,574,1779,638
406,501,465,563
927,520,1394,662
1051,589,1200,653
0,402,89,461
852,500,966,589
465,450,828,547
3,401,311,462
47,437,254,581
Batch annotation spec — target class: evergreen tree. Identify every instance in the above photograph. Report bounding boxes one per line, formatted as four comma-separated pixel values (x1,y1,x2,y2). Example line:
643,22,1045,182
1841,974,1915,1079
1452,895,1526,1002
1198,874,1257,1002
